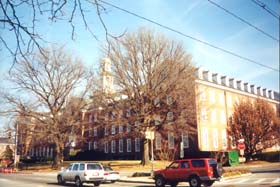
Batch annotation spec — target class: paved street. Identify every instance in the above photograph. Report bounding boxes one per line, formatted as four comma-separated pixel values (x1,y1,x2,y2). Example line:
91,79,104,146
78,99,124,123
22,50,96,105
0,164,279,187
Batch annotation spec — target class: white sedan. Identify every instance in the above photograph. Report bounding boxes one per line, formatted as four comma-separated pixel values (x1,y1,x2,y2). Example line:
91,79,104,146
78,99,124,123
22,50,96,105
103,165,120,183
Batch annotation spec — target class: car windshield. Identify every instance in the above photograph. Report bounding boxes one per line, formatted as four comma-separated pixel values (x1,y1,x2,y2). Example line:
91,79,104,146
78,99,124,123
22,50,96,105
87,164,102,170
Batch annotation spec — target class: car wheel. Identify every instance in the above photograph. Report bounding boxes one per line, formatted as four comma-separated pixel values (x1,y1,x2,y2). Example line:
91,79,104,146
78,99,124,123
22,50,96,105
203,181,214,187
111,180,116,183
155,176,166,187
189,176,201,187
93,181,101,186
57,175,65,185
75,177,83,187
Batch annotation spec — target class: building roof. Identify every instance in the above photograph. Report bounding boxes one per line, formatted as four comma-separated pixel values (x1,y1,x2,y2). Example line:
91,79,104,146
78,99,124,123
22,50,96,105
196,68,280,102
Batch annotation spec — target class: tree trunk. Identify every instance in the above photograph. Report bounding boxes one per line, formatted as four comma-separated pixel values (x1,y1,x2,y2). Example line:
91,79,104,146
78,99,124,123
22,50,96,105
52,141,64,169
141,139,150,166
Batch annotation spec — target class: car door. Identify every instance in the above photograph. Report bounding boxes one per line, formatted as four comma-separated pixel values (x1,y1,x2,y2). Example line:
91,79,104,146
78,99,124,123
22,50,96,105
164,161,180,180
177,161,190,180
63,164,73,181
69,163,79,181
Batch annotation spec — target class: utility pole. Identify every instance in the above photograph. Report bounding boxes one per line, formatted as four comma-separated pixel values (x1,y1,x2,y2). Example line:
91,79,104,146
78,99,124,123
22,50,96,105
14,122,18,168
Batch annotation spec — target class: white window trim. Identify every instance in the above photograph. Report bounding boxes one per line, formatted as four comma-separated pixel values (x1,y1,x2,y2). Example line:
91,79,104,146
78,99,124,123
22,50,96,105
127,138,131,152
119,139,123,153
135,138,140,152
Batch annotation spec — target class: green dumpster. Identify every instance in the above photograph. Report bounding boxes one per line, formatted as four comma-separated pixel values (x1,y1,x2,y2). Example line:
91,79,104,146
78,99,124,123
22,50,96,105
228,150,239,166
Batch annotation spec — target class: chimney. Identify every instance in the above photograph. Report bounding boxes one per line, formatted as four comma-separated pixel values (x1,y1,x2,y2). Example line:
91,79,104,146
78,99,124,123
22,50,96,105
262,88,267,97
244,83,250,92
250,85,257,94
229,78,237,88
203,71,213,82
212,73,221,84
221,76,229,86
196,68,203,80
257,86,263,96
268,90,274,99
237,80,244,91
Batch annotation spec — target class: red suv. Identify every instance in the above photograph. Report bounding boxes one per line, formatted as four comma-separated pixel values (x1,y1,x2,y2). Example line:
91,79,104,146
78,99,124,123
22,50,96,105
153,158,222,187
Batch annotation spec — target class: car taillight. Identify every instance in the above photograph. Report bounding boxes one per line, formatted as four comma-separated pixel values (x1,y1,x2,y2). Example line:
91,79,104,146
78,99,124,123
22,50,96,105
84,172,87,176
208,167,213,177
104,172,109,176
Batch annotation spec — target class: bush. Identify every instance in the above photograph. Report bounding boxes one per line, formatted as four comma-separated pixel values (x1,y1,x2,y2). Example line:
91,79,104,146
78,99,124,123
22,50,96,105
258,151,280,162
68,150,106,161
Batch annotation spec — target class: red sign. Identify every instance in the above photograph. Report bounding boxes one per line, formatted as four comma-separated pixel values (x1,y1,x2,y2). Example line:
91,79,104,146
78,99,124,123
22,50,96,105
238,142,245,150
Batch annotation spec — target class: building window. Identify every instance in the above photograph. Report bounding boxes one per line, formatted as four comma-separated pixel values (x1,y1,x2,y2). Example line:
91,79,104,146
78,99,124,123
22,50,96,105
222,130,227,148
50,148,53,157
127,124,131,133
88,127,92,137
46,147,49,157
202,128,209,148
127,138,131,152
199,90,206,101
88,141,92,150
104,141,108,153
154,115,161,126
119,139,123,153
218,93,224,104
220,111,226,124
42,147,46,157
166,96,173,105
235,97,239,105
167,112,174,121
119,125,123,134
94,141,98,150
94,113,98,122
135,121,140,126
155,134,162,150
209,90,215,103
227,95,232,106
213,129,218,148
135,138,140,152
126,109,131,117
89,114,92,123
168,133,174,149
111,111,116,120
182,132,189,148
211,110,217,123
104,127,108,136
118,110,123,118
94,127,97,136
201,108,208,121
111,126,115,135
105,113,109,121
111,140,116,153
154,97,160,107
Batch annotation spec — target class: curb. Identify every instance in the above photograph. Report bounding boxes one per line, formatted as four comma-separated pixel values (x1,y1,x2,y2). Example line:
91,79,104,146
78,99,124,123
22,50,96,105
119,179,154,184
220,173,252,181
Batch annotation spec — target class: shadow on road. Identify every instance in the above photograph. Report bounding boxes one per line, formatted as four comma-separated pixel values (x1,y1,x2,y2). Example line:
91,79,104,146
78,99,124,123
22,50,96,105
251,169,280,174
47,182,75,186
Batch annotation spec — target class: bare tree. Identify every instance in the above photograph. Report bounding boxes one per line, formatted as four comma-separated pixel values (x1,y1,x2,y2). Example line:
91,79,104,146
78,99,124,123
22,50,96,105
0,0,113,68
229,98,280,161
100,28,197,165
1,46,95,168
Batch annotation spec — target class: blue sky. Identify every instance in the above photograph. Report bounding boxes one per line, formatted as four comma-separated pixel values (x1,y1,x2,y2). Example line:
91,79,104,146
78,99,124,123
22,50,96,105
1,0,279,89
0,0,279,106
0,0,279,129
